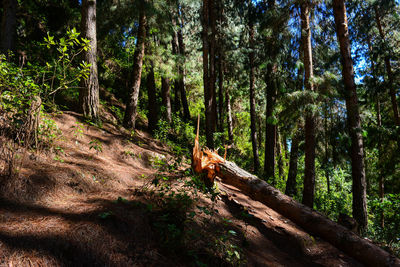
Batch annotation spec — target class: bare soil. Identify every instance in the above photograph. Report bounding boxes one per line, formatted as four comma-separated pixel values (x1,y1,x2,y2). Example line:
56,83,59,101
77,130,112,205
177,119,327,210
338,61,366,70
0,111,363,266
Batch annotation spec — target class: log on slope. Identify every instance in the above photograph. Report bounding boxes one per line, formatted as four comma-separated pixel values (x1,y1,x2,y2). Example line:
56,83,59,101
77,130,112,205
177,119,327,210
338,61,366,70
217,160,400,267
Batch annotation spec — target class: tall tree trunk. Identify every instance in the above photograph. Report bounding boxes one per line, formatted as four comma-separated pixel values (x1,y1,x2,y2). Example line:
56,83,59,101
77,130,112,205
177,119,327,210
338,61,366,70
249,6,260,173
285,129,300,197
276,129,283,179
161,77,172,123
147,61,158,133
1,0,17,57
177,27,190,122
226,84,234,145
217,0,224,133
333,0,368,231
324,101,331,194
374,5,400,127
300,0,316,208
202,0,215,148
217,50,224,132
376,97,385,228
264,64,276,183
123,8,147,129
171,22,181,116
80,0,100,121
368,35,385,228
209,0,217,141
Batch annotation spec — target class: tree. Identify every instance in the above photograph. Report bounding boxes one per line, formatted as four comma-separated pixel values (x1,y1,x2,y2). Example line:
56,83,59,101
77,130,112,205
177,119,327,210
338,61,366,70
161,77,172,123
202,0,217,148
285,128,300,197
333,0,368,231
300,0,316,208
80,0,100,121
123,6,147,129
248,0,260,173
264,63,277,181
147,60,158,133
374,4,400,127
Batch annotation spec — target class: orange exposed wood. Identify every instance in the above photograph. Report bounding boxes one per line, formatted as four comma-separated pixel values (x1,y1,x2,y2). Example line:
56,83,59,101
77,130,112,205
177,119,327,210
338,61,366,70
192,114,225,184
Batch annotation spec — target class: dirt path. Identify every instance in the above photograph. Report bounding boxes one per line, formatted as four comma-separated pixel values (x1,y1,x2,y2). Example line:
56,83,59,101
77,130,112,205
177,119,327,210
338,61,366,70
0,112,363,266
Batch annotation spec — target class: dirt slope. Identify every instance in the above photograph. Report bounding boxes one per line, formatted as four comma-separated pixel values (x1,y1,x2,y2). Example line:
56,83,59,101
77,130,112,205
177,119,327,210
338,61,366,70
0,111,363,266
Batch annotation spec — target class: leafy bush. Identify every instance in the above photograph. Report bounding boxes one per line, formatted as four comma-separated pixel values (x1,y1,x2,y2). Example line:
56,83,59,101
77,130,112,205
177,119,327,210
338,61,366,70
368,194,400,256
0,28,90,149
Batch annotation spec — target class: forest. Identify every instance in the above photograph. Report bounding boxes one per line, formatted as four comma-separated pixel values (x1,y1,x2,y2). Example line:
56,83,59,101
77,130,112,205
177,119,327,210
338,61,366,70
0,0,400,265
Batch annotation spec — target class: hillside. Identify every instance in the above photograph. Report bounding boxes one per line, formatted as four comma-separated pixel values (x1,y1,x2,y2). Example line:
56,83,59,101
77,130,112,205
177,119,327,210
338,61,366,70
0,108,368,266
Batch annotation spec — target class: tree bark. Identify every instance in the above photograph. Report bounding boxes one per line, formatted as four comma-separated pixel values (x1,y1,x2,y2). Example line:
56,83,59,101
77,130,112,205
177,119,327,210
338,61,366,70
146,61,158,134
300,0,316,208
226,84,234,145
374,5,400,127
276,129,283,179
286,129,300,197
161,77,172,123
324,101,331,194
216,160,400,267
1,0,17,57
376,97,385,228
123,7,147,129
177,27,190,122
202,0,215,148
171,23,181,116
368,36,385,228
80,0,100,121
249,5,260,173
217,50,224,132
209,0,217,143
333,0,368,231
264,64,276,183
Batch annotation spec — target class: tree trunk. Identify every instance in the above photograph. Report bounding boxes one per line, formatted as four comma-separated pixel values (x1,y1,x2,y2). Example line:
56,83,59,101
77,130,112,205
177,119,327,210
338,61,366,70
226,84,234,145
368,36,385,228
374,5,400,127
202,0,215,148
333,0,368,231
249,8,260,173
286,129,300,197
209,0,217,143
80,0,100,121
217,50,224,132
123,8,146,129
276,129,283,179
171,24,182,116
324,101,331,194
147,61,158,134
264,64,276,183
177,28,190,122
161,77,172,123
215,161,400,267
376,97,385,228
1,0,17,57
300,0,316,208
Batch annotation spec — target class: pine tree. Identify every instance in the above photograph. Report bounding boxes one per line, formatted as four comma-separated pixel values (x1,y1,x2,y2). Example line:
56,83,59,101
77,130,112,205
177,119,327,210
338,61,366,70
80,0,100,121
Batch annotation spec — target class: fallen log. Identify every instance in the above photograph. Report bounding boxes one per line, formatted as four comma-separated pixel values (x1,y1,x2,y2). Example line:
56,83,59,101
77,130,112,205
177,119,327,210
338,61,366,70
191,115,399,266
217,161,400,267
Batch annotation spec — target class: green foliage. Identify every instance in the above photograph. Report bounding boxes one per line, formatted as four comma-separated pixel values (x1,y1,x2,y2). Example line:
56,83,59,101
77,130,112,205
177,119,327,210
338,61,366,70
314,167,352,219
89,139,103,153
71,121,85,140
38,114,62,149
41,28,91,101
0,29,90,151
368,194,400,256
